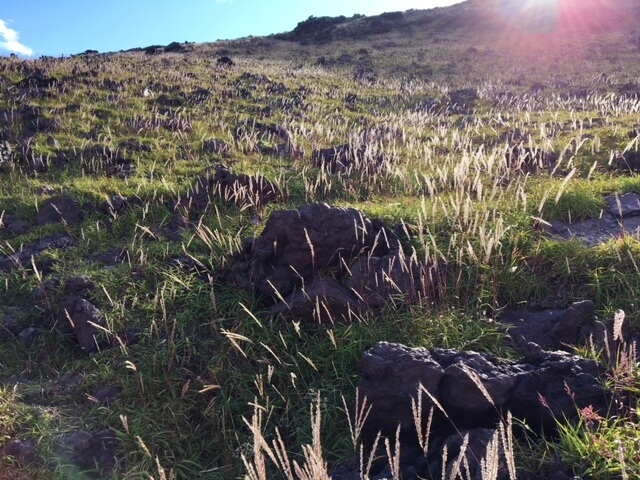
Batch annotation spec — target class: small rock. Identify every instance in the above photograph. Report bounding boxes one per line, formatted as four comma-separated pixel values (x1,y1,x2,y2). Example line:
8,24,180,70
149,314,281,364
89,384,124,407
1,313,21,336
605,192,640,218
64,276,96,297
36,196,85,225
269,276,367,324
0,438,39,465
18,327,38,347
59,296,105,352
54,428,120,476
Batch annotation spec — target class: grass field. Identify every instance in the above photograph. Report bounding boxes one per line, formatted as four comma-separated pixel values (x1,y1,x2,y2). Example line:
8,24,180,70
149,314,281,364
1,2,640,478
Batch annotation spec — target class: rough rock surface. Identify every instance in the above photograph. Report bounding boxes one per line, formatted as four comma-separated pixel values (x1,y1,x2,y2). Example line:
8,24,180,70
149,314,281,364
246,203,375,297
223,203,438,322
500,300,596,350
179,166,281,212
269,276,367,324
0,234,74,272
348,251,437,309
505,145,558,174
36,195,85,225
0,439,40,466
358,342,609,438
58,276,106,352
546,192,640,246
610,150,640,173
54,429,120,477
0,213,31,236
349,342,609,479
59,297,104,351
312,143,393,175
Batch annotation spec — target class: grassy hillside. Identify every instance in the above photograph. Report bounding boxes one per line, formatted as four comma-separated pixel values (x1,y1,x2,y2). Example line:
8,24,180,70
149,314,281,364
1,1,640,478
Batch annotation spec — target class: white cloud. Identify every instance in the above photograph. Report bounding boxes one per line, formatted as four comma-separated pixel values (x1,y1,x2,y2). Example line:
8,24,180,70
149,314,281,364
0,19,34,56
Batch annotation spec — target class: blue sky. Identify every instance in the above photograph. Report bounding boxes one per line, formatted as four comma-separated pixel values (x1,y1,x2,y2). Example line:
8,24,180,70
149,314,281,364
0,0,464,57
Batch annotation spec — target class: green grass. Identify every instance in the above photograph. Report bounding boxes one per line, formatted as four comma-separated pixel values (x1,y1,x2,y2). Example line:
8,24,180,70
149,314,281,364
1,6,640,478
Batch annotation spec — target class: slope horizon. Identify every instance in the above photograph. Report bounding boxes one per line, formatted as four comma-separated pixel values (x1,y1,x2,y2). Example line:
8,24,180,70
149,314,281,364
0,0,464,58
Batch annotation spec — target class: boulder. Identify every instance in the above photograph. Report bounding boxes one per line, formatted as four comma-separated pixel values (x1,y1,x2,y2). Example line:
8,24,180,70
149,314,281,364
221,204,440,322
269,276,367,324
217,56,235,67
57,277,104,352
202,139,231,156
0,234,74,272
59,296,105,352
36,196,85,225
54,429,120,477
209,165,281,208
358,342,609,440
348,251,437,309
0,439,40,466
505,146,558,174
605,192,640,218
89,384,124,407
100,194,128,217
312,143,393,175
545,192,640,246
610,151,640,173
248,203,375,297
0,213,31,236
181,166,281,211
448,88,478,113
500,300,595,350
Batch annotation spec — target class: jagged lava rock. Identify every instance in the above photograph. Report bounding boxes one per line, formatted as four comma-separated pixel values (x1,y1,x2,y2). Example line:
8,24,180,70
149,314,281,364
36,195,85,225
249,203,375,297
269,276,367,324
358,342,609,439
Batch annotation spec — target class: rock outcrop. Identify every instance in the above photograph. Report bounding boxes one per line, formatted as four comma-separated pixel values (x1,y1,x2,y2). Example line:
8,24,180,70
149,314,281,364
546,192,640,246
345,341,610,479
179,166,281,212
223,203,439,323
36,195,85,225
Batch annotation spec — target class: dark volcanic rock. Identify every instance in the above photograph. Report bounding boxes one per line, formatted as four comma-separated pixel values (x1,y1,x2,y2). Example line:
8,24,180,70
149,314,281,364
0,213,31,236
36,195,85,225
100,194,128,217
505,146,558,174
202,138,231,156
0,438,40,466
430,428,512,480
208,165,281,208
217,56,235,67
222,204,439,322
0,234,74,272
348,251,438,309
448,88,478,113
54,429,120,477
610,150,640,173
180,166,281,211
92,247,129,266
89,384,124,407
312,143,393,175
500,300,596,350
59,297,104,351
269,276,367,324
359,342,609,439
248,203,375,297
59,279,105,352
546,192,640,246
605,192,640,218
64,275,97,297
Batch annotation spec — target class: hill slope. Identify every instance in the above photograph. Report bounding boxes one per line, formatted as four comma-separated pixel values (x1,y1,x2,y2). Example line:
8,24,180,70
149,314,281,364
1,1,640,478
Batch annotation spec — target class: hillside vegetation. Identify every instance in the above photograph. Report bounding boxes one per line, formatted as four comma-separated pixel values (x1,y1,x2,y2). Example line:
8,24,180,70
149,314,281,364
1,1,640,478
